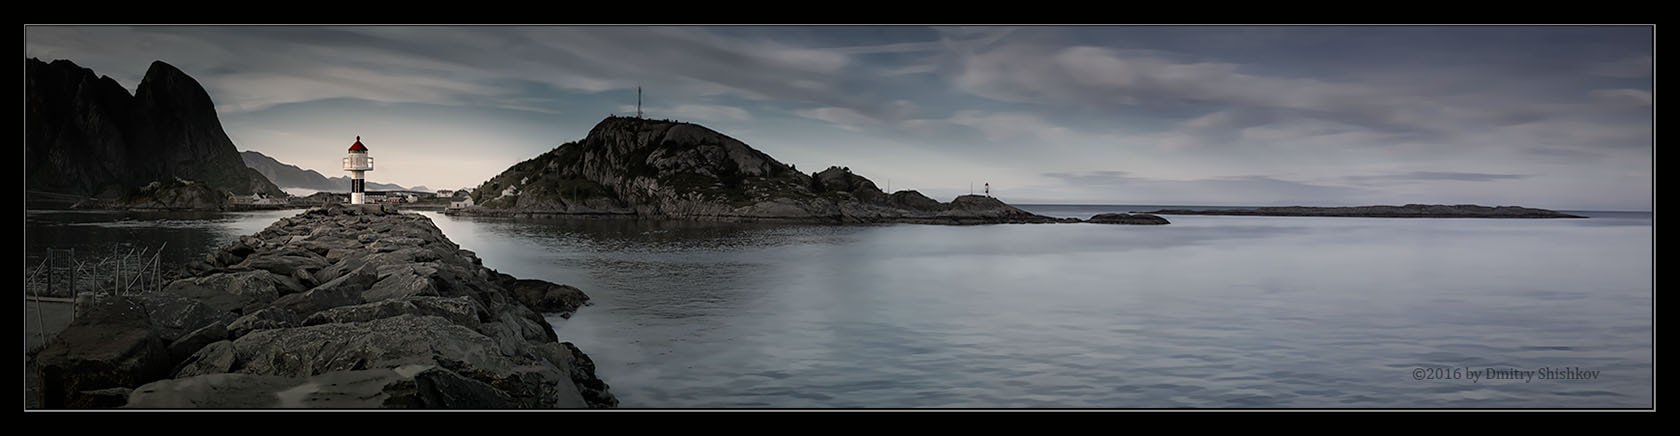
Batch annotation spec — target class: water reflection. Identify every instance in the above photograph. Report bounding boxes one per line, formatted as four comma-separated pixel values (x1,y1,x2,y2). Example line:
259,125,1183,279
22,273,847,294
24,209,299,268
21,208,1652,408
423,211,1651,408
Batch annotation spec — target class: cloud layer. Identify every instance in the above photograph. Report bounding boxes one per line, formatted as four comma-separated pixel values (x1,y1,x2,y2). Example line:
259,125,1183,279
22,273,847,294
25,26,1651,210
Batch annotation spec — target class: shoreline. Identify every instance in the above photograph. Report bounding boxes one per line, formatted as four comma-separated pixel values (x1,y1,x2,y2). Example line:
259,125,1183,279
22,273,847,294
440,207,1086,225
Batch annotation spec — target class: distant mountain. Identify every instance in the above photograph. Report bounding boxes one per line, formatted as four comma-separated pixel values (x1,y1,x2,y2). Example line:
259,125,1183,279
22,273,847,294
454,116,1068,224
1146,204,1586,218
26,58,284,206
240,150,418,192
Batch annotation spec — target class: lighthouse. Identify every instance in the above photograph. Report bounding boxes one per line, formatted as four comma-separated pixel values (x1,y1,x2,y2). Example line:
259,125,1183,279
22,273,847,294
343,136,374,204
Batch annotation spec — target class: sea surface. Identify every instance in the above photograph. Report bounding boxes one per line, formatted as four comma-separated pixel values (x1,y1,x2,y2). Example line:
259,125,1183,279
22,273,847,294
22,205,1653,408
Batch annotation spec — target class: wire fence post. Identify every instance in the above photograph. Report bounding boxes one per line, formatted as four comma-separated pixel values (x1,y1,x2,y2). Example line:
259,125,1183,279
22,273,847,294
32,254,47,350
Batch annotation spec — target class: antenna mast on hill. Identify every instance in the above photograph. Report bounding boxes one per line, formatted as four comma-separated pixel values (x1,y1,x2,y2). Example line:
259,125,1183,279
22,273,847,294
637,86,643,119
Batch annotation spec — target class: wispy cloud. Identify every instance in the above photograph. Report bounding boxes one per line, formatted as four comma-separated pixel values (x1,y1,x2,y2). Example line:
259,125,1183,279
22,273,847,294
1345,171,1529,184
1033,170,1375,206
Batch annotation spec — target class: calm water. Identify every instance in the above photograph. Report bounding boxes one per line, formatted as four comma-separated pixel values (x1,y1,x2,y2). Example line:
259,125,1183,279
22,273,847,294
22,206,1653,408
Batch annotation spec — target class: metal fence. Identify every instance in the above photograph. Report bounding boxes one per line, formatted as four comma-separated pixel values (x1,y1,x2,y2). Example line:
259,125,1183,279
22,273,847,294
24,243,168,349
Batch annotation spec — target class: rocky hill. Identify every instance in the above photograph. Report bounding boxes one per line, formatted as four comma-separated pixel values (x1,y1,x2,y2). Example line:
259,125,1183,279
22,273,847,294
454,116,1070,224
241,150,418,193
26,58,284,207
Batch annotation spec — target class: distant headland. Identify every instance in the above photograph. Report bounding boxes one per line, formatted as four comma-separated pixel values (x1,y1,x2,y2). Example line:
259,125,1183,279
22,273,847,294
1145,204,1586,219
445,115,1090,225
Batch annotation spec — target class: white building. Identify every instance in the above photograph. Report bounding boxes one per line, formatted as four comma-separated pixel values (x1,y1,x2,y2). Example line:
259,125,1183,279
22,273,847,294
436,189,454,198
450,197,475,209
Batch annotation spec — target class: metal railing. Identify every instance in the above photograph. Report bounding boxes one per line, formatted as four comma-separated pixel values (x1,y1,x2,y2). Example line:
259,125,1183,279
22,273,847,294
343,156,374,171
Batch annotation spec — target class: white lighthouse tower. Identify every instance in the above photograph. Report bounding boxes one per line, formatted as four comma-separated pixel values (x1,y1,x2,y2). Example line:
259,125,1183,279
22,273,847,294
343,136,373,204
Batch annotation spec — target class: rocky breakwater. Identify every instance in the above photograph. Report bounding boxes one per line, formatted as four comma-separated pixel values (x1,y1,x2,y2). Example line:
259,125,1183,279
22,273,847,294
31,203,616,408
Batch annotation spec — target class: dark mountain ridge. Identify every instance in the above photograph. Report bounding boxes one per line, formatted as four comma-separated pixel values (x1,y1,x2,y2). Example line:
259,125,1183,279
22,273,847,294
240,150,418,193
26,57,284,207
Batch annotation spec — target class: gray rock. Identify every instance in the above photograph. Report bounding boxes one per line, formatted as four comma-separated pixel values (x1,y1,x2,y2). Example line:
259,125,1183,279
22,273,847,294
272,265,374,317
128,365,513,408
174,340,237,378
230,315,504,378
224,315,574,407
34,294,171,408
167,319,230,365
226,307,302,339
162,270,297,315
556,342,617,408
302,296,481,330
363,264,443,302
70,387,133,409
233,247,331,283
134,294,233,342
510,279,590,317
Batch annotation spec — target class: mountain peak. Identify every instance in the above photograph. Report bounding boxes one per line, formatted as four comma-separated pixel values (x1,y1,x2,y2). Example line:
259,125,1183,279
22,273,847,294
28,58,283,202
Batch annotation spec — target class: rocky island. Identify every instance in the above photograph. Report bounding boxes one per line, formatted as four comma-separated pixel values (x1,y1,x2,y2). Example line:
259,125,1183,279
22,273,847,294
29,204,616,408
1087,213,1171,225
447,116,1079,224
1146,204,1586,218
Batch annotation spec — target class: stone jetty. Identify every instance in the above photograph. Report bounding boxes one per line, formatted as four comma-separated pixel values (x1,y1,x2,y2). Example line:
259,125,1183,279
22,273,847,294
31,203,616,408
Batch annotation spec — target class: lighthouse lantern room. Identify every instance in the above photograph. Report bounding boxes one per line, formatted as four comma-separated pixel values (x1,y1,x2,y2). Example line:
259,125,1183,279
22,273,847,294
343,136,374,204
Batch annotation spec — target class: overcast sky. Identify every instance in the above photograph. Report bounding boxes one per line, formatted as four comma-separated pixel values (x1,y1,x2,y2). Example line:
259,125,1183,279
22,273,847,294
26,25,1652,210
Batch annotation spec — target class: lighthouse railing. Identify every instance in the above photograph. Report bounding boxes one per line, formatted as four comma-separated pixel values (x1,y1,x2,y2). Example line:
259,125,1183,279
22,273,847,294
343,156,374,171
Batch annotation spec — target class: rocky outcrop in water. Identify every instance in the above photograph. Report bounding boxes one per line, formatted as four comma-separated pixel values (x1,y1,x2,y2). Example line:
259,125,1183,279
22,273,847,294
1146,204,1585,218
450,116,1072,224
31,204,616,408
26,58,284,207
1086,213,1170,225
113,179,229,210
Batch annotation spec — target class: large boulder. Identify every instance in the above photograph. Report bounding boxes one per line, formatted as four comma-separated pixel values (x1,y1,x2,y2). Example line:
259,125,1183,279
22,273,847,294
134,294,235,342
162,270,301,315
363,264,443,302
167,319,230,364
272,265,374,317
34,294,172,408
232,246,331,284
510,279,590,317
226,307,303,339
302,296,481,330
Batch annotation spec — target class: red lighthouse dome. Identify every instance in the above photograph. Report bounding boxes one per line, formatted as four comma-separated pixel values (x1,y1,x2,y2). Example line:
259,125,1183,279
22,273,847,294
349,136,368,152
